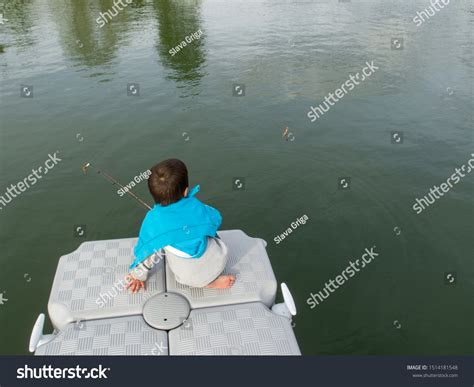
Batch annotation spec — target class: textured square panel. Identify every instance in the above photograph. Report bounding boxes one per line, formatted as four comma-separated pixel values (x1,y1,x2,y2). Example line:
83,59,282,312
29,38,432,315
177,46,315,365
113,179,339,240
169,303,300,356
166,230,277,309
35,315,168,356
48,238,165,330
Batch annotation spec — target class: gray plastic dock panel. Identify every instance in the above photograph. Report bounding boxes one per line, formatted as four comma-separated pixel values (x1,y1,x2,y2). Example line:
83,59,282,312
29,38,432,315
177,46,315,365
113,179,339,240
48,238,165,330
166,230,277,309
168,302,300,356
35,315,168,356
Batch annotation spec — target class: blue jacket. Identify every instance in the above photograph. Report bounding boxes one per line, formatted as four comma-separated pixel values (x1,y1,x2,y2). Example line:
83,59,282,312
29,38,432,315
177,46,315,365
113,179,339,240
131,185,222,269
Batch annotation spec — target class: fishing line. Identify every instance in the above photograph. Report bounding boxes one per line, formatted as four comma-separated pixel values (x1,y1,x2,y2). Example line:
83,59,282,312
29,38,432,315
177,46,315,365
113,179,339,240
82,162,152,210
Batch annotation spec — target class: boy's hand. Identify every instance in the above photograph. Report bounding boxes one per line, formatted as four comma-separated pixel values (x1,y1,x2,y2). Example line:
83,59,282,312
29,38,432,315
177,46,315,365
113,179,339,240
125,274,146,293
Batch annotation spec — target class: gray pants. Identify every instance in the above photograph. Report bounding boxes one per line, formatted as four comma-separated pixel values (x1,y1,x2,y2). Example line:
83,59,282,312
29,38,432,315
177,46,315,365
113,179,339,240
131,237,228,288
166,237,228,287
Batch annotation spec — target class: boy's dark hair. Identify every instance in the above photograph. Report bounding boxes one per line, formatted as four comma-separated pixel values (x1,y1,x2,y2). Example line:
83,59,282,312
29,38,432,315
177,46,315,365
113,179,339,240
148,159,188,205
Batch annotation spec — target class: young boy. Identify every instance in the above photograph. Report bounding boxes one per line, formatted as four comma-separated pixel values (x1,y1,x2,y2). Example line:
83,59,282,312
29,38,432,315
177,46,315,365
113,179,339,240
126,159,235,292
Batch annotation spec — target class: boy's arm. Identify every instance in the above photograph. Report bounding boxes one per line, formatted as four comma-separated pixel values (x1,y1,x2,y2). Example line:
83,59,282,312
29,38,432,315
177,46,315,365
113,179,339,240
130,256,154,281
125,256,154,292
126,247,166,292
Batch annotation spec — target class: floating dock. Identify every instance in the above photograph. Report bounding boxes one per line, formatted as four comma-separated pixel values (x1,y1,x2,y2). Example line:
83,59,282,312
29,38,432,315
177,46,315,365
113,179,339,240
30,230,300,356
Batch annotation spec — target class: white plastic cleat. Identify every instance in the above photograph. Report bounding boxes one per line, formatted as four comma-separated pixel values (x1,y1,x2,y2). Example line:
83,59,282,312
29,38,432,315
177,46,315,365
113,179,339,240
271,282,297,320
29,314,56,352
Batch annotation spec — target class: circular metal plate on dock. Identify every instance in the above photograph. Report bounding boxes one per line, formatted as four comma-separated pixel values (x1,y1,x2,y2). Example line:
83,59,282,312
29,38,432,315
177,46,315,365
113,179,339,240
143,292,190,330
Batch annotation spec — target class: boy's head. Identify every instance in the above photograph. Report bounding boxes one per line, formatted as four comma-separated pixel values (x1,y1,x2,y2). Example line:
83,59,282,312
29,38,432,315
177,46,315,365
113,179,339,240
148,159,189,205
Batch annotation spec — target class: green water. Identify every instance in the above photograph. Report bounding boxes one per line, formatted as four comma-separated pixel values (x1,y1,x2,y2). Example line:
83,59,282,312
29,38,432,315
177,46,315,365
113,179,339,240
0,0,472,355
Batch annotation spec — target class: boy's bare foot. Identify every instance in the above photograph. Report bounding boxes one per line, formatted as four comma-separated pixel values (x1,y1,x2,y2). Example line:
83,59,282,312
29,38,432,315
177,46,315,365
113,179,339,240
205,275,236,289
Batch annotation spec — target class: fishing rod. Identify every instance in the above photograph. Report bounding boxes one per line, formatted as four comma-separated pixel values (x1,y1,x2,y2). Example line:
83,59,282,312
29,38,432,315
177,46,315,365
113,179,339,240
82,162,152,210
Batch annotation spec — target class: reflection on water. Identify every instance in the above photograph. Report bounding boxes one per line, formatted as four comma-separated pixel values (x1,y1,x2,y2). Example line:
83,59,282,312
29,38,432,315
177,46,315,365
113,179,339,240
9,0,208,90
152,0,206,92
49,0,135,70
2,0,36,49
